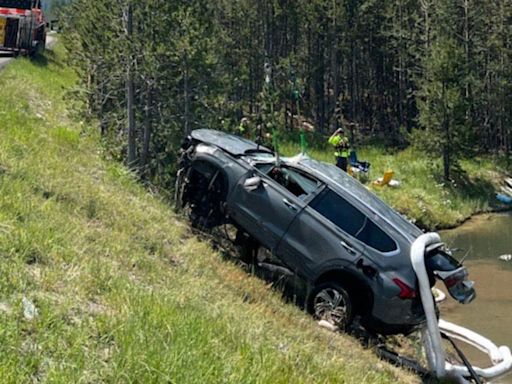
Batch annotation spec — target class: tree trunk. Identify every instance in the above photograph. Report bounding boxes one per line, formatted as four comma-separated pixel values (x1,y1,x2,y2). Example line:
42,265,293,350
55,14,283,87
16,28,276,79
331,0,340,131
420,0,431,50
398,0,404,130
443,143,450,181
183,52,190,135
125,2,137,168
442,81,451,181
140,81,153,174
463,0,473,124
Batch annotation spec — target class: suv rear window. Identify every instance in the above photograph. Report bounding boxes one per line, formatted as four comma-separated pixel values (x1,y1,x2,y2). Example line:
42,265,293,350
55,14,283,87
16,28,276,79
310,189,397,253
357,218,397,253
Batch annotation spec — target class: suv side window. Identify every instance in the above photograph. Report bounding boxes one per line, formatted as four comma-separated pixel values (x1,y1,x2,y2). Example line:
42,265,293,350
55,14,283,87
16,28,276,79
309,189,365,236
310,189,397,253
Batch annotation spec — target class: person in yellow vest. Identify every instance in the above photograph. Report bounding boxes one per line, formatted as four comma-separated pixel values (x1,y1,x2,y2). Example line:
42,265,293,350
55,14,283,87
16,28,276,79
328,128,350,172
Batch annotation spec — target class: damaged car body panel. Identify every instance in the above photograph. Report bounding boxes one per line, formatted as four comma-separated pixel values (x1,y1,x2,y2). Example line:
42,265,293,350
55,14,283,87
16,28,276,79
177,129,476,335
190,129,273,156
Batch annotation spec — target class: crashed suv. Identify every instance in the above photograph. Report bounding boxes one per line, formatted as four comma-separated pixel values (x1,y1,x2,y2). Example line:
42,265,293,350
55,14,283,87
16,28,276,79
176,129,475,335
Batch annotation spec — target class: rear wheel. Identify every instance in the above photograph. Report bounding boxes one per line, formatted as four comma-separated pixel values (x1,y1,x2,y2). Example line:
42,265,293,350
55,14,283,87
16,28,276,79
308,282,353,331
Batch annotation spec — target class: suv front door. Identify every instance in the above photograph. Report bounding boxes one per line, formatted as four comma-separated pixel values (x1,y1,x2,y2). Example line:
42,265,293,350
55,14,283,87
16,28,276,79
229,166,311,251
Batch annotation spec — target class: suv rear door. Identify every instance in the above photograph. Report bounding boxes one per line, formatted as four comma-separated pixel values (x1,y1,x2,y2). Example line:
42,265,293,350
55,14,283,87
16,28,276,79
276,187,367,278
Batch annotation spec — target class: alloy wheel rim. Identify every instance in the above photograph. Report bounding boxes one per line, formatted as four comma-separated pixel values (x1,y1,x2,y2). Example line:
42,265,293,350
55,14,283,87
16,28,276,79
313,288,348,328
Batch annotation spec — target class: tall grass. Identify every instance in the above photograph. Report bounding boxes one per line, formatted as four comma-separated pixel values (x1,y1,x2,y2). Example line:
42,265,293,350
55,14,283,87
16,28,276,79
0,48,416,382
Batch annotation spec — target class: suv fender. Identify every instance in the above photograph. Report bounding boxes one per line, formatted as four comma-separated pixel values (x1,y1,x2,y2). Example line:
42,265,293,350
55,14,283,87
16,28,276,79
190,145,249,197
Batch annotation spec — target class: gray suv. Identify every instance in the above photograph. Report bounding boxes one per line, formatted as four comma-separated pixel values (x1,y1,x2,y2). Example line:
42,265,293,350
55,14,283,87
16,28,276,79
176,129,475,335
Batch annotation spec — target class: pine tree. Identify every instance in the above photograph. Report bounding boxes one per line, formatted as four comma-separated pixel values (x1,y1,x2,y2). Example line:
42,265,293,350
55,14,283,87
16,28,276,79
416,36,468,181
62,0,512,189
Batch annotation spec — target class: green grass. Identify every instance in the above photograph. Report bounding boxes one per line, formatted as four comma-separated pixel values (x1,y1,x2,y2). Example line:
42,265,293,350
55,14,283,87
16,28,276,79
0,47,417,382
281,139,508,230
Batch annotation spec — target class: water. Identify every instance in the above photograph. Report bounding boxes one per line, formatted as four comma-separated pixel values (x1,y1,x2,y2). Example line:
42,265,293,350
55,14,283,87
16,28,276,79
440,212,512,383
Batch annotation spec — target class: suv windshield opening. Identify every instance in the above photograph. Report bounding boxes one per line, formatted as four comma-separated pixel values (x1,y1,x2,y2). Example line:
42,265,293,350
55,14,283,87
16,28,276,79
263,166,319,199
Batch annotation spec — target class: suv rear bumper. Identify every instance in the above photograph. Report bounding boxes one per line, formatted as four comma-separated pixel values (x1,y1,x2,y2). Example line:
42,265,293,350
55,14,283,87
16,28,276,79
366,296,427,335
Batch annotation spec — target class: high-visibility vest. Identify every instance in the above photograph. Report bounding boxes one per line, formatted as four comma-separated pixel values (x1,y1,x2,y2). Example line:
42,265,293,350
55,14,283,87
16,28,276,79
328,135,349,158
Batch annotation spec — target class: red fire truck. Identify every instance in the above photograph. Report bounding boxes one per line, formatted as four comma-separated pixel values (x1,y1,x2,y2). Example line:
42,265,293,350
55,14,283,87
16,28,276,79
0,0,46,56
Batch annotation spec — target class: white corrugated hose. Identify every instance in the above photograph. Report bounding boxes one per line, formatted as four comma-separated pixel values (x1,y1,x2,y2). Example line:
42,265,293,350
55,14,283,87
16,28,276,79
411,233,512,383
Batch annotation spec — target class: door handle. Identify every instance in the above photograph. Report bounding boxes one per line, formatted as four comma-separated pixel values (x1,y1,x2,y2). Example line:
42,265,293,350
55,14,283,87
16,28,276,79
340,240,357,255
283,198,298,212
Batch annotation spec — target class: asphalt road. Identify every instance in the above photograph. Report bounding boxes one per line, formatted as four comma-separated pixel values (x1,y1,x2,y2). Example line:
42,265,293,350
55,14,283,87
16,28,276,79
0,34,57,71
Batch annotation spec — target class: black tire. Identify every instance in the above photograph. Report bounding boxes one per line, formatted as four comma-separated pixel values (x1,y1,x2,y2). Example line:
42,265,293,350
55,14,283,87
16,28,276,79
176,164,227,229
307,282,353,331
174,167,187,212
234,230,258,265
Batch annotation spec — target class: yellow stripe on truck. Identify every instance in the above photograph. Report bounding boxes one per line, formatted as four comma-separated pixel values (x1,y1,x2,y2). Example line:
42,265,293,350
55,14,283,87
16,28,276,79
0,17,6,47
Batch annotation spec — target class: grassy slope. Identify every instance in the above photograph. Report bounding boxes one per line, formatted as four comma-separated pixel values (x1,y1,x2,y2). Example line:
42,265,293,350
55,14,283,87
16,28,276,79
281,141,508,230
0,49,417,383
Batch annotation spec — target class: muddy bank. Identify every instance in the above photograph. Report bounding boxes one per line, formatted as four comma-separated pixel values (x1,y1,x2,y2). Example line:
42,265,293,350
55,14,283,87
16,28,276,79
430,206,512,232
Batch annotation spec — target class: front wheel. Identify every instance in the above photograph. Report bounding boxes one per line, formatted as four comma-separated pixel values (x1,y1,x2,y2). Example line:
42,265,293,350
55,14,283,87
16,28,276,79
174,163,227,229
308,282,353,331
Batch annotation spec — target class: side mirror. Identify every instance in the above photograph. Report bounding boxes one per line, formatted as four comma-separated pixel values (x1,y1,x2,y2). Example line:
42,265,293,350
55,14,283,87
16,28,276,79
244,176,262,191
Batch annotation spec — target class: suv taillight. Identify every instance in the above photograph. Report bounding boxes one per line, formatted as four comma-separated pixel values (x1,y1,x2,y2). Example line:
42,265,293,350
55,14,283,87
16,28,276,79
393,278,417,299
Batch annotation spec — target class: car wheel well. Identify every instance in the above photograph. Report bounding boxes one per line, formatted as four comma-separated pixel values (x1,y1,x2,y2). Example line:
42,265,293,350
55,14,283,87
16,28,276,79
179,160,229,228
190,160,229,193
314,270,373,317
